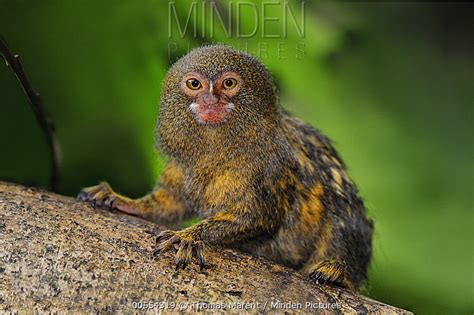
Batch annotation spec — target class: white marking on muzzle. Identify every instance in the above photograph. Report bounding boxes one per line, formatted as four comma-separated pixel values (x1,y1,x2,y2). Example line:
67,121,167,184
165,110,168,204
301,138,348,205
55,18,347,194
226,102,235,113
189,102,199,113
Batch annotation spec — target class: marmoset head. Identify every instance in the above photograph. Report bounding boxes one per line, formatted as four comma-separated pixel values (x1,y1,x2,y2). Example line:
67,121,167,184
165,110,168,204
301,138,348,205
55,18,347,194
157,45,279,157
159,45,277,126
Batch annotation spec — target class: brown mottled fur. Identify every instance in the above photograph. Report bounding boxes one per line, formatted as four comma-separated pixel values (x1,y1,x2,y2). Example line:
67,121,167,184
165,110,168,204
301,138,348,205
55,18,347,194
79,45,373,289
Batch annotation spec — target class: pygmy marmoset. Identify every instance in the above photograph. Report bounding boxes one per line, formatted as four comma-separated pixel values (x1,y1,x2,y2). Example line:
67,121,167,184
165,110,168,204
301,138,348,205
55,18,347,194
78,44,373,289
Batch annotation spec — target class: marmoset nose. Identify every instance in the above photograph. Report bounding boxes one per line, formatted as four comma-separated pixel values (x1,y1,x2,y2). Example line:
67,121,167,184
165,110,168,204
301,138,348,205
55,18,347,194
203,92,218,104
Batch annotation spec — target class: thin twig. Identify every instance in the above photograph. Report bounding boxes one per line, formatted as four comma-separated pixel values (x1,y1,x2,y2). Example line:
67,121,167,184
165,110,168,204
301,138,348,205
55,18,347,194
0,37,62,191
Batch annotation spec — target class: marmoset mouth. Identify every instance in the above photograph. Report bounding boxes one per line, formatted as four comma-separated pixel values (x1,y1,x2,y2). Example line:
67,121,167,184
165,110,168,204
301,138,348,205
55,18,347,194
189,102,234,125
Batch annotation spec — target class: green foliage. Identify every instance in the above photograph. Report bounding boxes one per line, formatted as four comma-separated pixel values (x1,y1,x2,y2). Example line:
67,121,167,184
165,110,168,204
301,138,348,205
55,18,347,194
0,1,472,313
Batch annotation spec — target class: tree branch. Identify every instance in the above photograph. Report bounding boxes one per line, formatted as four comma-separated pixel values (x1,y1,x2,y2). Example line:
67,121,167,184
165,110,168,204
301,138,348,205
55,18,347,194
0,37,62,191
0,181,410,313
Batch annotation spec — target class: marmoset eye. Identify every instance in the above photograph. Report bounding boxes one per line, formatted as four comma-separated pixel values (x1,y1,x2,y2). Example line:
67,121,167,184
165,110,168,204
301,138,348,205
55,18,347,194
223,78,237,89
186,78,201,90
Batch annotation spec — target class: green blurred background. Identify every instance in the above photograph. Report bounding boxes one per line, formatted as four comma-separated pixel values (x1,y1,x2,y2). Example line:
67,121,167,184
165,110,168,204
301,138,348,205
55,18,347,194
0,1,472,313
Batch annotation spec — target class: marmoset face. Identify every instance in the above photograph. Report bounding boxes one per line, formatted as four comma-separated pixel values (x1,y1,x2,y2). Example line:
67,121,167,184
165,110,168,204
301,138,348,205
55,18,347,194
180,70,242,125
159,45,278,139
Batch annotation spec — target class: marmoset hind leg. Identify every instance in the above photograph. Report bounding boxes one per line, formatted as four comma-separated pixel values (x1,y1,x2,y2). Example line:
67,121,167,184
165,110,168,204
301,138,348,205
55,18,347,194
300,213,373,289
78,161,187,224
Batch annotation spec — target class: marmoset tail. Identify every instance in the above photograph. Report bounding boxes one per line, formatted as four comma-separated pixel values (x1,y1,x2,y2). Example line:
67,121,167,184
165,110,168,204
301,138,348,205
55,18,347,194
78,44,373,289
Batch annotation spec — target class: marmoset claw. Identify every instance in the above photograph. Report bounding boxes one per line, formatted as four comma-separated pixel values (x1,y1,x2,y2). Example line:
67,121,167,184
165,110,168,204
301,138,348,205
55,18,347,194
153,230,206,271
